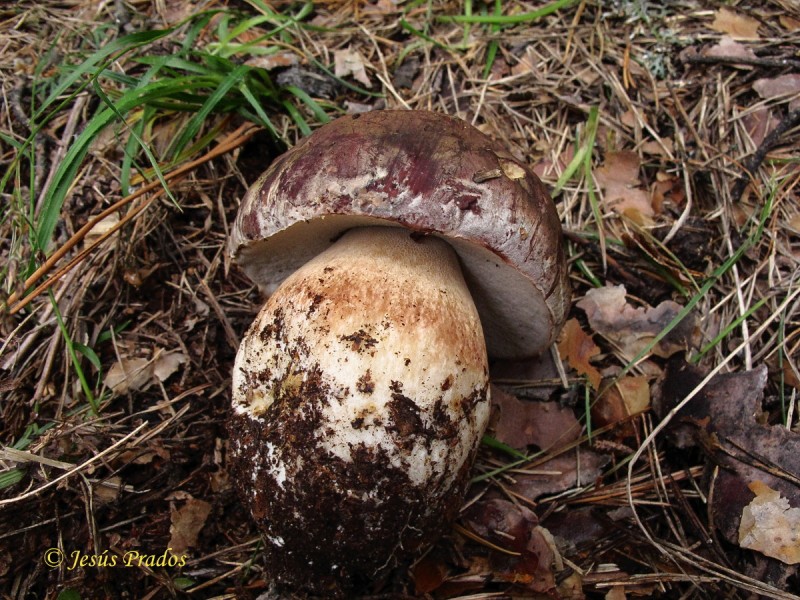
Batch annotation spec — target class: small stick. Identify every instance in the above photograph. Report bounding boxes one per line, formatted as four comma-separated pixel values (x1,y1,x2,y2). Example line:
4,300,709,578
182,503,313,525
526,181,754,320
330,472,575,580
681,53,800,70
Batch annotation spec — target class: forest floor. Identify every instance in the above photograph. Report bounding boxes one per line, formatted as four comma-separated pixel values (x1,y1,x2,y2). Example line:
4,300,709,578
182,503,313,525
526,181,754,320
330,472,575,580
1,1,800,598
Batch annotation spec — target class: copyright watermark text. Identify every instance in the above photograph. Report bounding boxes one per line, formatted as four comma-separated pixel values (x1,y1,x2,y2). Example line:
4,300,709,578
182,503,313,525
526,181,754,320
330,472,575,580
44,548,187,569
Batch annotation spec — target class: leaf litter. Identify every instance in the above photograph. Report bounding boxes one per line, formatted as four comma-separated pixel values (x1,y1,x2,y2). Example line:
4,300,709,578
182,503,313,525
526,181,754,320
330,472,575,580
1,1,800,598
655,359,800,582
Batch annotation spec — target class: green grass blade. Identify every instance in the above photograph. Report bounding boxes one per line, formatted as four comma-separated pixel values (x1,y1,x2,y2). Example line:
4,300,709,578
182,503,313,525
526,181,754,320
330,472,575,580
167,64,251,160
133,55,215,75
50,291,98,414
35,79,212,252
608,189,775,386
481,434,528,460
92,80,178,206
238,85,280,138
482,0,504,79
439,0,577,25
34,29,177,121
284,86,330,124
552,107,599,198
0,468,26,490
401,19,453,51
73,342,101,371
690,297,769,364
280,99,311,136
0,467,25,490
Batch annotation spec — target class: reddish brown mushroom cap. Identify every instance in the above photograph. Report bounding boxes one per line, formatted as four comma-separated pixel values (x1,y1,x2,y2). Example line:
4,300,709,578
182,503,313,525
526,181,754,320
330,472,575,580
230,110,570,358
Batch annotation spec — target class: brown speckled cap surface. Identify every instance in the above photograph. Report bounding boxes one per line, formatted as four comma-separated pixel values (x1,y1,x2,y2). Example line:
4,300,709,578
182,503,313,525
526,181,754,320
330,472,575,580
230,110,570,358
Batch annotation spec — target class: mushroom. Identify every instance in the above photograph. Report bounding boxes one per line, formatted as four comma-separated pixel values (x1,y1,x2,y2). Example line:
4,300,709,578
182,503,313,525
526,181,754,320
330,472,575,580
228,110,569,595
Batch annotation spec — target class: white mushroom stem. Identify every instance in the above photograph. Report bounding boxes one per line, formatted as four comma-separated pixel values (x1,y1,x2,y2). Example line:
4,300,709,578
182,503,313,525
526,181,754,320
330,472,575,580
231,226,490,489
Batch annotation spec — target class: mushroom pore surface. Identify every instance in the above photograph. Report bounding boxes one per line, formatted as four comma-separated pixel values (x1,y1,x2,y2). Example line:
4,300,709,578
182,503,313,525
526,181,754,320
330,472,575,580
229,227,490,594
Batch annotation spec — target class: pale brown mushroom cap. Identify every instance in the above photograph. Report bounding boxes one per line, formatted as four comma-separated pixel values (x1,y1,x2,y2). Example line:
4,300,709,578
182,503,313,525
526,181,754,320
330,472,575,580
230,110,570,358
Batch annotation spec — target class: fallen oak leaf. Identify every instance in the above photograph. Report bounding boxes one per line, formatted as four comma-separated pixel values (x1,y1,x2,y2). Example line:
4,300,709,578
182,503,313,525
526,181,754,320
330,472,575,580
491,385,581,451
461,498,557,594
594,151,654,218
739,481,800,565
576,284,698,359
334,47,372,88
710,7,760,40
557,318,602,390
655,359,800,555
169,495,212,556
702,36,758,63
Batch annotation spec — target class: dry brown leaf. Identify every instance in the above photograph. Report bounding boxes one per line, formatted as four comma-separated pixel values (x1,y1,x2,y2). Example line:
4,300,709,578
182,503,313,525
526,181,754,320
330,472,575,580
532,146,575,181
334,48,371,88
788,215,800,235
557,318,602,390
153,350,188,382
245,51,299,71
593,375,651,430
656,361,800,555
411,552,448,595
83,213,120,247
616,375,650,415
104,349,187,394
104,357,152,394
641,137,673,157
605,587,627,600
753,74,800,111
576,285,697,359
594,151,654,218
651,174,684,213
544,506,612,550
743,107,779,148
511,46,537,76
93,476,123,504
510,450,610,500
702,36,758,62
119,443,170,465
595,150,639,184
780,15,800,31
710,8,760,40
462,499,557,594
739,481,800,565
620,108,637,130
169,496,212,556
492,386,581,450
